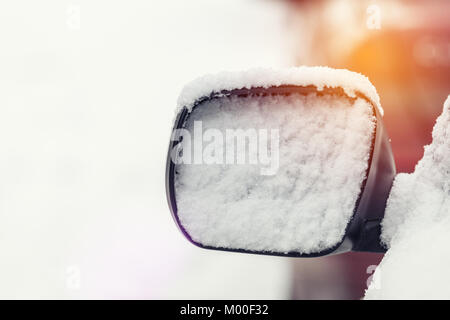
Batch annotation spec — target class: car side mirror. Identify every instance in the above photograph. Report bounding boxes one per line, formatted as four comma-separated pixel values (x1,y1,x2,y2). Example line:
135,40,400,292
166,67,396,257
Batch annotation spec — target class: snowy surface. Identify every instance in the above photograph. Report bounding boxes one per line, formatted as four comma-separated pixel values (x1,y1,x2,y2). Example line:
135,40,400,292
175,93,375,254
365,96,450,299
177,66,383,116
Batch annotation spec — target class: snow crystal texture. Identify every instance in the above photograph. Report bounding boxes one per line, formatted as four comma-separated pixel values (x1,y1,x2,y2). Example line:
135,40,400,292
177,66,383,116
175,93,375,254
366,96,450,299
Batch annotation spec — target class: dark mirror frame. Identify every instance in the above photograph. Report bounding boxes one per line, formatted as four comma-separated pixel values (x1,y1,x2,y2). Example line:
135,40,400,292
166,85,396,257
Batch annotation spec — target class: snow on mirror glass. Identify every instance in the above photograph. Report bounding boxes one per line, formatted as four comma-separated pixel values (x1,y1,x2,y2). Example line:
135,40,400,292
174,93,376,254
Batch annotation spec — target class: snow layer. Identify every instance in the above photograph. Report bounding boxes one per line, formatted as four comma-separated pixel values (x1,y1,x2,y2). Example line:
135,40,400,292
175,93,375,254
177,67,383,116
366,96,450,299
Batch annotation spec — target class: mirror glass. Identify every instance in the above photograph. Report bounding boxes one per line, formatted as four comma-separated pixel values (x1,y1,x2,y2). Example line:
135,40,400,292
172,92,376,255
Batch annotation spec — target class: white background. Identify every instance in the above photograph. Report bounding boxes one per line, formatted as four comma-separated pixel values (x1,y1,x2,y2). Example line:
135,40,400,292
0,0,293,298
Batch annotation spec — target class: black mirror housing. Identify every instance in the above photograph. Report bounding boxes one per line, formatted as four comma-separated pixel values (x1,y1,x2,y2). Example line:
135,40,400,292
166,68,396,257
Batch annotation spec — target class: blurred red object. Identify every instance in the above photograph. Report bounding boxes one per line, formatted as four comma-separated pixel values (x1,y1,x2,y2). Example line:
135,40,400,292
285,0,450,299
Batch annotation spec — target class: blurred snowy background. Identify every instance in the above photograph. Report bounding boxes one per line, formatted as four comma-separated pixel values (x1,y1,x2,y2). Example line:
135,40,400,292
0,0,292,299
1,0,449,299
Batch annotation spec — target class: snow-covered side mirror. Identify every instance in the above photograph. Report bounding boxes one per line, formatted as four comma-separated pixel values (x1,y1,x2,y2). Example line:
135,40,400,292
166,67,396,257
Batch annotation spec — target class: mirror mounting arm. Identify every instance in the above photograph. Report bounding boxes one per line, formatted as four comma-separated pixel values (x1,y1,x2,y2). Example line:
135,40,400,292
346,104,396,254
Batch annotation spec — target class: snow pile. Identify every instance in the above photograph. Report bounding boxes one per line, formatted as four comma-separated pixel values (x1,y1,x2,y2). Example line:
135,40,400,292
175,93,375,254
177,67,383,116
366,96,450,299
